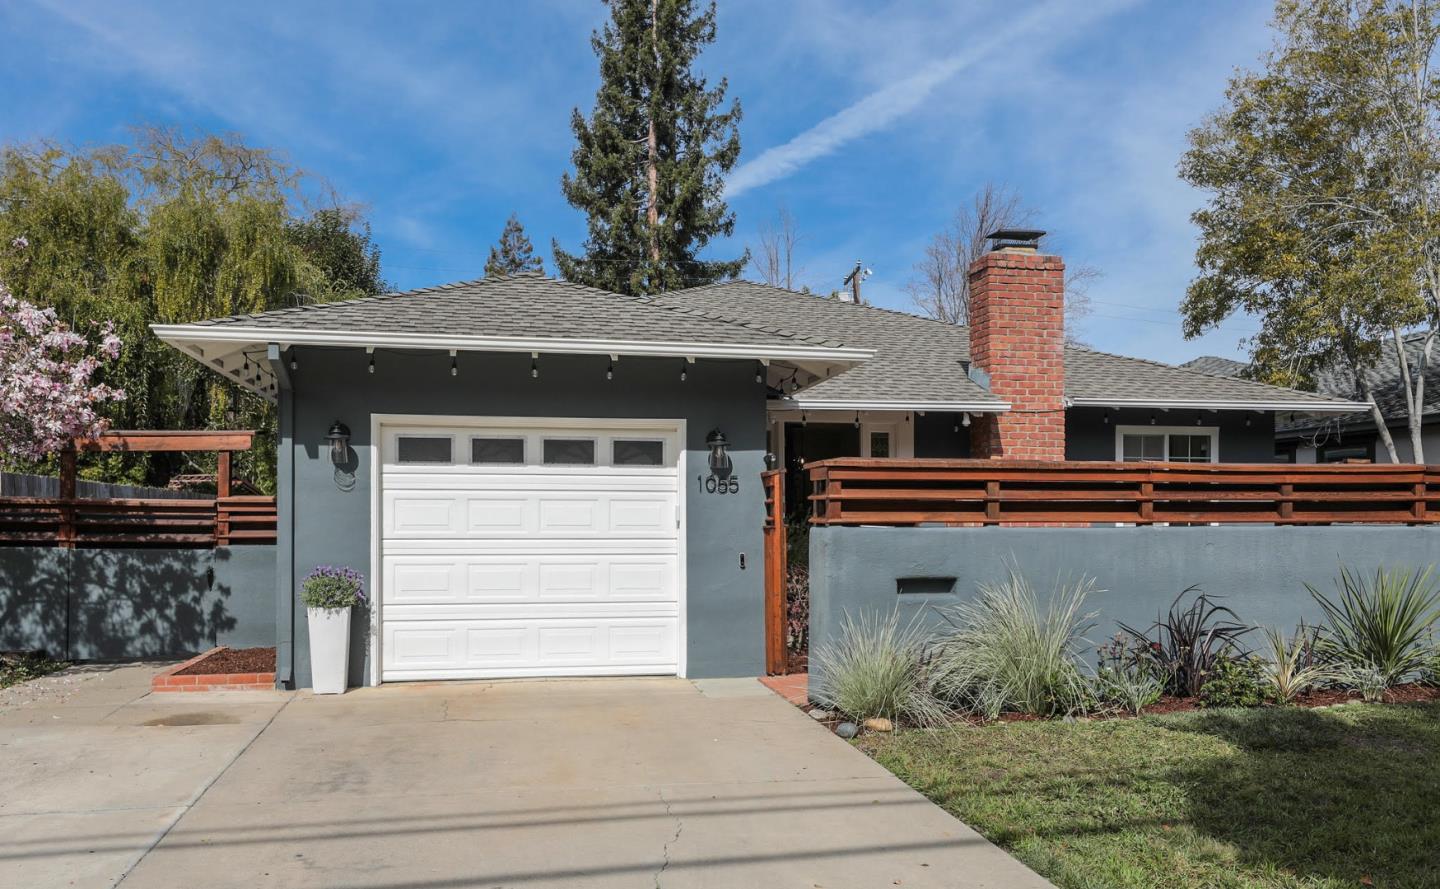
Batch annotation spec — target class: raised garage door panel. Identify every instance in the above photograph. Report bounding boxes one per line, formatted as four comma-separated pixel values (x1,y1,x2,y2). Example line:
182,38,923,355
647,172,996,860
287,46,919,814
379,422,681,681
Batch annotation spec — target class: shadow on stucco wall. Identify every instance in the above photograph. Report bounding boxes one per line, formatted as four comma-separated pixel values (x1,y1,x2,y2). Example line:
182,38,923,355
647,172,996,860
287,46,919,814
0,545,275,660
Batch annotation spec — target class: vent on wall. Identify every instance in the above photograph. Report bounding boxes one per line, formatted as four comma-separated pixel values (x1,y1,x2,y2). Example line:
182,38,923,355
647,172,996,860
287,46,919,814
896,576,957,596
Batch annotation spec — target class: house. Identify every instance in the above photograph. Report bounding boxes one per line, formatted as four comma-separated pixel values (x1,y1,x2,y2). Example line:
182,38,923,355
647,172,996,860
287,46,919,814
152,231,1368,688
1185,334,1439,464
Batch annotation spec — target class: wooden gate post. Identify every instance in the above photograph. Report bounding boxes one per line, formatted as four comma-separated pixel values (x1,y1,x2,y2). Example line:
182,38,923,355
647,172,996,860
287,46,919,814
762,469,788,675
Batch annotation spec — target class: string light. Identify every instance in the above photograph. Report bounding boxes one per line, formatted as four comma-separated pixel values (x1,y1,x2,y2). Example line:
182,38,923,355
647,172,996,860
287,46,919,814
1149,413,1156,425
755,362,763,384
289,355,298,371
368,354,375,374
531,355,539,379
853,412,861,428
606,359,614,380
680,360,687,382
450,352,458,377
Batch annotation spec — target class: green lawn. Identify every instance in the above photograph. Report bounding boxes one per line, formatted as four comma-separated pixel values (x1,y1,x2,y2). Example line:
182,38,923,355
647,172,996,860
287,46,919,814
860,703,1440,889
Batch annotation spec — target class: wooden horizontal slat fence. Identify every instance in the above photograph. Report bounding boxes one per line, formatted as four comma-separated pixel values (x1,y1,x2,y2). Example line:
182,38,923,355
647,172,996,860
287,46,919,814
0,496,277,547
807,459,1440,526
0,429,275,548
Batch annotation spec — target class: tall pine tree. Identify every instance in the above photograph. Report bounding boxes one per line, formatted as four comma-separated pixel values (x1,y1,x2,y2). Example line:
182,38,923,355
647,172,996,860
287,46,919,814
485,213,544,277
554,0,744,295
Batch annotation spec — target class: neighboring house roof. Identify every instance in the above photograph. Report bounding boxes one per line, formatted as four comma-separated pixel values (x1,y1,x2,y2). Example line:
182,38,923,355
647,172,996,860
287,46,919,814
648,282,1006,411
1277,332,1440,437
1179,355,1248,378
652,281,1365,413
152,273,873,400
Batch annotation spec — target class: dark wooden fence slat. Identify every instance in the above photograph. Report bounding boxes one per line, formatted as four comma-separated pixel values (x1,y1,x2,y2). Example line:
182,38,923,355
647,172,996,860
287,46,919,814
806,459,1438,527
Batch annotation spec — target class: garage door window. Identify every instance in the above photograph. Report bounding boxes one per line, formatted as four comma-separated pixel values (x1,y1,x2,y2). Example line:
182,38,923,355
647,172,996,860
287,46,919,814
471,437,525,465
613,439,664,466
396,436,453,464
543,438,595,465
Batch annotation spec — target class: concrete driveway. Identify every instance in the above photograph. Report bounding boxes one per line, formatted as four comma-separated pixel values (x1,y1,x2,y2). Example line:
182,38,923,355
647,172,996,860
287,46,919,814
0,664,1050,889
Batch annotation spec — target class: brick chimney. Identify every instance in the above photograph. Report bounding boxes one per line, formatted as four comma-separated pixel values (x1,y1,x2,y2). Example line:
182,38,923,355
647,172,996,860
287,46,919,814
967,229,1066,460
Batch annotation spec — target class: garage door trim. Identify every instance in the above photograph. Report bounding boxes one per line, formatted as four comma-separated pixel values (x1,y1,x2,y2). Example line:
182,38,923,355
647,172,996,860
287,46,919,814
368,413,687,686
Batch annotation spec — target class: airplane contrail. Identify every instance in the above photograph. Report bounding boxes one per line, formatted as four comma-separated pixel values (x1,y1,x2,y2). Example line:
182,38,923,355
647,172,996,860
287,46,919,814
724,0,1137,199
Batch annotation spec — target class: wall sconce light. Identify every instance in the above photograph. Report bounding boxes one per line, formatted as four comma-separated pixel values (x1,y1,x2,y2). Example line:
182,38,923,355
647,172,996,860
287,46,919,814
705,428,731,474
326,421,351,466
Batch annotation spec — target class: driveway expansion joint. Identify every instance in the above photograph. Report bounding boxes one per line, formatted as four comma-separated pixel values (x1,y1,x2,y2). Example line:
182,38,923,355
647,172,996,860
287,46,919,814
112,694,293,886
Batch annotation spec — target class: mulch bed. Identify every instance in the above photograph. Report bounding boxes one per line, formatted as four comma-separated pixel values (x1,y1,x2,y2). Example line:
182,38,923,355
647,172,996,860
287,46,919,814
1132,684,1440,715
791,683,1440,734
176,646,275,676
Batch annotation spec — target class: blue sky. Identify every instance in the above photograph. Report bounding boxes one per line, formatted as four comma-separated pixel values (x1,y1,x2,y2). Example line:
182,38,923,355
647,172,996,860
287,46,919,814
2,0,1277,363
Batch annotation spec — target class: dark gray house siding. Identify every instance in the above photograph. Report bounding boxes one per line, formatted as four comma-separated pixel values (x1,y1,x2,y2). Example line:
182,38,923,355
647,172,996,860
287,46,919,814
914,412,972,458
1065,408,1277,462
278,347,769,688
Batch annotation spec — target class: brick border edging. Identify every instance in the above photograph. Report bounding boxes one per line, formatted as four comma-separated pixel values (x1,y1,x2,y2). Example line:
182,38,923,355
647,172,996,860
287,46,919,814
151,646,277,692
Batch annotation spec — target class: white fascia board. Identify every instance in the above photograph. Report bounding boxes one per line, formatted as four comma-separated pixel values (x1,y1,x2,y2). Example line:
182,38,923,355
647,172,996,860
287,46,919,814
1066,397,1371,413
149,324,874,364
773,399,1011,413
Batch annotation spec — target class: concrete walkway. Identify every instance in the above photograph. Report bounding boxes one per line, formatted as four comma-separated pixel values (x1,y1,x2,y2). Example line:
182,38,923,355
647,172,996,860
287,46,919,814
0,665,1051,889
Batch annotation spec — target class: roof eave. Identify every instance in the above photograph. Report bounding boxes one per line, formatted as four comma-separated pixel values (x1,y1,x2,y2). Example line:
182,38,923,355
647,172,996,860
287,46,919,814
1066,397,1372,413
150,324,875,364
771,398,1011,413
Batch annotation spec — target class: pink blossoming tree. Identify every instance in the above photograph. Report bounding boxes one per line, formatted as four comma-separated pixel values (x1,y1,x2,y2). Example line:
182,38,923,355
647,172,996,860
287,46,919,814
0,278,126,462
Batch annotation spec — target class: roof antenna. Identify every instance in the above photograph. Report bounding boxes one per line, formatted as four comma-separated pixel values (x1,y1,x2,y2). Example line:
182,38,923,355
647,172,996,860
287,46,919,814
841,261,872,304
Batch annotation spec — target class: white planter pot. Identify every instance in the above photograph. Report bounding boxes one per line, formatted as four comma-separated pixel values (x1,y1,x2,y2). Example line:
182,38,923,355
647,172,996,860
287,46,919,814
306,607,351,694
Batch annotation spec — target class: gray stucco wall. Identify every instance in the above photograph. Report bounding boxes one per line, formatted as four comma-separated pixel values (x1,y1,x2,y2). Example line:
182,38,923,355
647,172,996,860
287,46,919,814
808,524,1440,693
281,347,768,688
1066,407,1277,461
0,544,275,660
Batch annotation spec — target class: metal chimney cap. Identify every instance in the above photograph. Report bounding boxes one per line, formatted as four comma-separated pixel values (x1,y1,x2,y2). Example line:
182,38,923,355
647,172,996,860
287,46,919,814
986,228,1046,251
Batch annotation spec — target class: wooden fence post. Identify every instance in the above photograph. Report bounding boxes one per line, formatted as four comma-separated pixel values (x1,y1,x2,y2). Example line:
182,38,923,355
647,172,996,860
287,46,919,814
57,447,76,548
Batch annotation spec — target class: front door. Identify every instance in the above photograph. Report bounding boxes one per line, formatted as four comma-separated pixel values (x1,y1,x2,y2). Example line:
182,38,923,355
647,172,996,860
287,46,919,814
783,422,860,520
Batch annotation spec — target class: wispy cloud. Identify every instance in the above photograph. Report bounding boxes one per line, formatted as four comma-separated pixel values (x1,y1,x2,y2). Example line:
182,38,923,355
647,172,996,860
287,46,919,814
724,0,1136,199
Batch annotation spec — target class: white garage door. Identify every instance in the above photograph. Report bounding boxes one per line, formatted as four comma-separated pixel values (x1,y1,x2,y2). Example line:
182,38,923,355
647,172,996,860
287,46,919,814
378,420,683,681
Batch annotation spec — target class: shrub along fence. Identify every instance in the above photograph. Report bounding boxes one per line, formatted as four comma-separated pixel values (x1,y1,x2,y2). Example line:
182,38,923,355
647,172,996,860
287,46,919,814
807,524,1440,697
803,459,1440,697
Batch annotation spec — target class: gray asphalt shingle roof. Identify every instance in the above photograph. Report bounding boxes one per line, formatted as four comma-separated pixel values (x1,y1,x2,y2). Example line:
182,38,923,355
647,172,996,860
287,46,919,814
649,282,1002,406
654,281,1352,410
173,272,1363,411
1277,332,1440,434
191,272,847,349
1179,355,1248,378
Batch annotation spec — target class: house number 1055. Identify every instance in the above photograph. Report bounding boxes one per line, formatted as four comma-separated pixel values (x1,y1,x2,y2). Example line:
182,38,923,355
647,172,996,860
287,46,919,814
698,474,740,495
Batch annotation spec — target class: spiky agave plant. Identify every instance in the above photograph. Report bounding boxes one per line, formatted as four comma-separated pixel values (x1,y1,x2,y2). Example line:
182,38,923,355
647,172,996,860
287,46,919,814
1258,624,1339,704
930,569,1098,719
1307,565,1440,688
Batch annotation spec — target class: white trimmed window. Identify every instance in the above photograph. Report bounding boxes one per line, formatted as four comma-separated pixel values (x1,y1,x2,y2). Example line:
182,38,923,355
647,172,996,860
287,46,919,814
1115,426,1219,463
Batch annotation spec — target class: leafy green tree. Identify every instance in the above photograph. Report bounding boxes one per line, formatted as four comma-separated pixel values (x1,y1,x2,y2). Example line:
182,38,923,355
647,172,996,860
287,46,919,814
1181,0,1439,462
0,127,384,489
554,0,745,295
484,213,544,277
287,208,389,296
